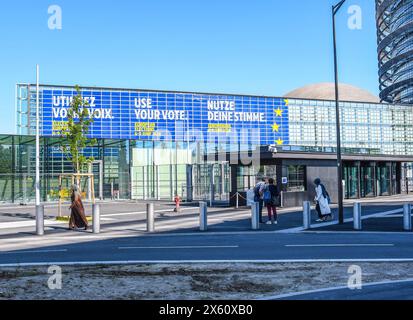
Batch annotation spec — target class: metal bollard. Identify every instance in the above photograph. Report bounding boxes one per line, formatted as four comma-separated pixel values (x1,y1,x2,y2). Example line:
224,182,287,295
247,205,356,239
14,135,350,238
36,204,44,236
92,203,100,234
403,204,412,231
353,202,362,230
199,202,208,231
303,201,311,230
146,203,155,232
251,202,260,230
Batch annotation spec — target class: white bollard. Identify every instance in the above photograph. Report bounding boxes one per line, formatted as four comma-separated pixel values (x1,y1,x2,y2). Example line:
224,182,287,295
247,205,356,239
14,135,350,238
353,202,362,230
199,202,208,231
147,203,155,232
92,203,100,234
403,204,412,231
36,204,44,236
251,202,260,230
303,201,311,230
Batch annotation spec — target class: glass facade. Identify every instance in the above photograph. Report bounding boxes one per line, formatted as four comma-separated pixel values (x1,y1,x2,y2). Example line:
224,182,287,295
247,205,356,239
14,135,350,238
0,135,130,204
10,84,413,205
287,99,413,155
377,0,413,103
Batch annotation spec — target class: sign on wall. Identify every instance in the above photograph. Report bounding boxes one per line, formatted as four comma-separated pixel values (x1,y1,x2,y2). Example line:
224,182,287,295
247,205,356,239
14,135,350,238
41,88,289,146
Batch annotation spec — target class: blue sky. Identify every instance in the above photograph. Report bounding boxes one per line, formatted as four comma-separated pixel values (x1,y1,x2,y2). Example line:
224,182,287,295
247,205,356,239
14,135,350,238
0,0,378,134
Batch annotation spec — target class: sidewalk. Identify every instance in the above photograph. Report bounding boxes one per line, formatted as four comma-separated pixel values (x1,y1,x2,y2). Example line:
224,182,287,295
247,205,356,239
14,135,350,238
0,194,412,238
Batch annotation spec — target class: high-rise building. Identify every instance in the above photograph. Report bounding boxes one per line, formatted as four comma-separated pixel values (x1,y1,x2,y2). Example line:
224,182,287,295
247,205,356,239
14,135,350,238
377,0,413,104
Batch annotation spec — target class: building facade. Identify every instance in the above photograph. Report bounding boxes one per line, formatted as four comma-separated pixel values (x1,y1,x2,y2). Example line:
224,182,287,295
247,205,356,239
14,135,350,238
377,0,413,104
3,83,412,206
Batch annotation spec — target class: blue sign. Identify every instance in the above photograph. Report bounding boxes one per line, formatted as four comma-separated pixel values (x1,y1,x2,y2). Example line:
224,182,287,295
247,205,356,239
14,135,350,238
41,88,289,146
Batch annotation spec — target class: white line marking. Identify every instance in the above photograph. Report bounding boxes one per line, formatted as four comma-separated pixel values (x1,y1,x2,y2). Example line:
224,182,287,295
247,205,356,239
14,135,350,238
118,245,239,250
0,220,65,229
0,249,68,255
259,278,413,300
286,208,405,232
2,258,413,268
101,207,236,218
286,244,394,248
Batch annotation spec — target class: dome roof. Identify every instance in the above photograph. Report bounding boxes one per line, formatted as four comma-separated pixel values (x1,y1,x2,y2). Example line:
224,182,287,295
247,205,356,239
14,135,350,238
284,83,380,103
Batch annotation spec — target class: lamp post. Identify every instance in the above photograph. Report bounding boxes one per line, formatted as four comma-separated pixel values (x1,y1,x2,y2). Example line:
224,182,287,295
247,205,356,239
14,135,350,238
35,65,40,207
332,0,346,224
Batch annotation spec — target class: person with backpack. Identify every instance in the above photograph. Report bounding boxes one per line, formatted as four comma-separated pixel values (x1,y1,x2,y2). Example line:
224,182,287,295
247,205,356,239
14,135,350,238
263,178,280,225
314,178,332,222
254,178,267,223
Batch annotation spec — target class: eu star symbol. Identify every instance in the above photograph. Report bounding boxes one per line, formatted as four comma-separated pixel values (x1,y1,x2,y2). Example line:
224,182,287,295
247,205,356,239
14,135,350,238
272,123,280,132
276,138,284,145
274,108,283,117
284,99,289,106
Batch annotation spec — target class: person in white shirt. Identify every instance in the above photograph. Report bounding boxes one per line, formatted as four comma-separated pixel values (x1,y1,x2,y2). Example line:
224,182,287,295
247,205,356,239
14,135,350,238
314,178,332,222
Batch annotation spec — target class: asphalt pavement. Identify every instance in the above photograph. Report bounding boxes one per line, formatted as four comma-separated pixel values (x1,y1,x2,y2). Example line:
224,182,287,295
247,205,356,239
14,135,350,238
273,280,413,300
1,231,413,266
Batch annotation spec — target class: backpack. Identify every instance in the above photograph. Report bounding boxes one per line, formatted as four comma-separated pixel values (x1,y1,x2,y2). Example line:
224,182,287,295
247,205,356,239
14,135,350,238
263,189,272,203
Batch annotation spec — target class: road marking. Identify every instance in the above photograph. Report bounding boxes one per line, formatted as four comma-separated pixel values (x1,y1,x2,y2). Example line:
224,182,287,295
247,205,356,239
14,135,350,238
101,206,237,218
2,258,413,268
0,220,66,230
286,244,394,248
0,249,68,255
259,278,413,300
118,245,239,250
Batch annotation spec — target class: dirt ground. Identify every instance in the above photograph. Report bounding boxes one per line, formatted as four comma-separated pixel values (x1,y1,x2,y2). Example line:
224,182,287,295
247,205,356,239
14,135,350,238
0,262,412,300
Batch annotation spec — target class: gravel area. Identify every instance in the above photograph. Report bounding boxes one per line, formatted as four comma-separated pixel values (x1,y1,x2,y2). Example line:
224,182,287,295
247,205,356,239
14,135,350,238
1,262,413,300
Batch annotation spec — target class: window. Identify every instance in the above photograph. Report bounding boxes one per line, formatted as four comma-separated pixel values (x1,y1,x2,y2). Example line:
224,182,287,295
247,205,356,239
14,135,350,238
286,165,306,192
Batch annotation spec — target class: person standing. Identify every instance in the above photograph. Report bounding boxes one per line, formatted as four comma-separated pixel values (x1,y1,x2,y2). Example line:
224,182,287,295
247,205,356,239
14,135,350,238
263,178,280,225
314,178,332,222
254,178,266,223
69,184,89,231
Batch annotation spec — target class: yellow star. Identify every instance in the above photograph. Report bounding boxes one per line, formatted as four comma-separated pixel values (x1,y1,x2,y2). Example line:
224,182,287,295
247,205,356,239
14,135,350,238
272,123,280,132
276,138,284,145
284,99,289,106
274,108,283,117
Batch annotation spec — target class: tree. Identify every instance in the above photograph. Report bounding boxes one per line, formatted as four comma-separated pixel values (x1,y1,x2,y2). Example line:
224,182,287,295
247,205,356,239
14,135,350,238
62,85,97,181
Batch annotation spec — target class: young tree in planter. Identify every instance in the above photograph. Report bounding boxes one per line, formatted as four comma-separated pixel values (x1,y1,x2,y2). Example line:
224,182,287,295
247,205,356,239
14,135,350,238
62,85,97,187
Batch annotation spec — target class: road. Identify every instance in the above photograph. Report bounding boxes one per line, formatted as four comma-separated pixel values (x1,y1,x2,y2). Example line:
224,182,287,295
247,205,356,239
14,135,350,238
1,231,413,266
271,279,413,300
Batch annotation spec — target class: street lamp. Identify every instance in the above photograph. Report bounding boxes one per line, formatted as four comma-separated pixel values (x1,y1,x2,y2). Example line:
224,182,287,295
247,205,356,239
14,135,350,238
332,0,346,224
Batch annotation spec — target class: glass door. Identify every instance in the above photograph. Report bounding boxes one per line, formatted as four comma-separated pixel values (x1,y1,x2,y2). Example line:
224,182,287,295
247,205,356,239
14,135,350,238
344,165,359,199
361,166,375,197
377,165,390,196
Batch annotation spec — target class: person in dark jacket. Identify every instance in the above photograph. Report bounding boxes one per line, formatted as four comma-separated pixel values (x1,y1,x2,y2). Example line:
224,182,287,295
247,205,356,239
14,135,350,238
254,178,266,223
263,178,280,225
69,184,89,231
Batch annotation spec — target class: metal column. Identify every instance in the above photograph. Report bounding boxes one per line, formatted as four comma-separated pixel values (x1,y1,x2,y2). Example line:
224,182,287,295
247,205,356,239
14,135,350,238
303,201,311,230
36,204,44,236
353,202,362,230
92,203,100,234
199,202,208,231
146,203,155,232
251,202,260,230
403,204,412,231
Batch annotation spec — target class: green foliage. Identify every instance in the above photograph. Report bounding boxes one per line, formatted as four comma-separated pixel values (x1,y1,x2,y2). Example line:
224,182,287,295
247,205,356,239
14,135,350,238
62,85,97,174
0,146,12,174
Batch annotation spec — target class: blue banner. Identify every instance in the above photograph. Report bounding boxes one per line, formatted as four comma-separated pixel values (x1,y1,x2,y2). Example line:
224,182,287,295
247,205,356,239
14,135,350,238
41,88,289,146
